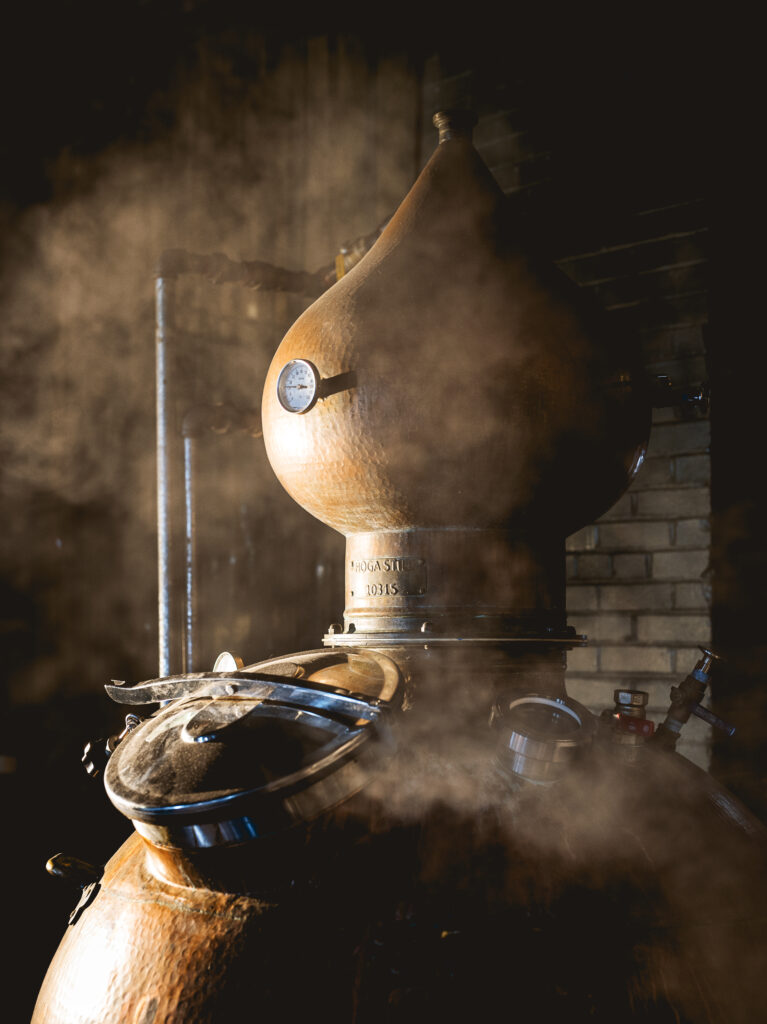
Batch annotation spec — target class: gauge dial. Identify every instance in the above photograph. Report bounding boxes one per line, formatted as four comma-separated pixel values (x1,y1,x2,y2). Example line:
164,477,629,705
277,359,321,414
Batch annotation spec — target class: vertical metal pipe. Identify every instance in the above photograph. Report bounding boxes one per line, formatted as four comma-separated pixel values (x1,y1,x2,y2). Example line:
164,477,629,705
183,434,197,673
156,276,174,677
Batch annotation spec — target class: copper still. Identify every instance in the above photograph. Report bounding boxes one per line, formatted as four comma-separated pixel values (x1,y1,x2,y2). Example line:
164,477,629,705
33,113,767,1023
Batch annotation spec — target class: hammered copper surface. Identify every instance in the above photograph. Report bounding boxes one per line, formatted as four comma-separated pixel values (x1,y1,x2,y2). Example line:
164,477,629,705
32,831,361,1023
33,750,767,1023
261,132,650,539
32,834,273,1023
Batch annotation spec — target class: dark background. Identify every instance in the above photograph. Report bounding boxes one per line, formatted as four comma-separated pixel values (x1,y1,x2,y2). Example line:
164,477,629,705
1,4,762,1019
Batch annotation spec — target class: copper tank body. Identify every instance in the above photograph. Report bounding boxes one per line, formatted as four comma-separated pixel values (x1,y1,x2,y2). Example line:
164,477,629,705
33,116,767,1023
33,721,767,1023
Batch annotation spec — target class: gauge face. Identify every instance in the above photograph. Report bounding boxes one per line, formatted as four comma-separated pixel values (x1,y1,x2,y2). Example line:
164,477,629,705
277,359,321,414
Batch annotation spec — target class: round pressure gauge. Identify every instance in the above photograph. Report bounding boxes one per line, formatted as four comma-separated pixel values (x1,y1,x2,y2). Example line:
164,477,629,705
277,359,321,414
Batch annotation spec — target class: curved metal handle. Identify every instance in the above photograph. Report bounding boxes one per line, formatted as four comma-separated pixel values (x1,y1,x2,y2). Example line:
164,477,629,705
105,671,387,723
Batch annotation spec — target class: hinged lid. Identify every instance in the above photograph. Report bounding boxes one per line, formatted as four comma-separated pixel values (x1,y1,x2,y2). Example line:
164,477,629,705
104,651,402,848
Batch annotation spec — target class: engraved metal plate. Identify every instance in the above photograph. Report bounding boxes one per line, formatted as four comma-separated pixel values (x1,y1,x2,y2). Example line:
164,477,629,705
349,556,427,598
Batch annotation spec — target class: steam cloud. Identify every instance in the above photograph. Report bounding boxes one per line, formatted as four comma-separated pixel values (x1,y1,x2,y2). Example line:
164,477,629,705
0,38,419,702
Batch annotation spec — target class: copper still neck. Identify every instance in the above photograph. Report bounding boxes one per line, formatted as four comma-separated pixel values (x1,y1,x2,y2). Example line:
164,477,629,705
328,529,566,646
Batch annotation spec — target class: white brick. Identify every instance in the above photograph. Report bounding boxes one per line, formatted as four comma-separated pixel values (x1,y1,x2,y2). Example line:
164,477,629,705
636,488,710,518
575,554,613,579
674,454,710,485
600,583,673,611
601,645,673,674
674,582,710,608
613,553,649,578
567,585,599,611
647,420,711,456
598,521,671,550
652,550,709,580
636,614,711,643
566,646,599,673
675,518,710,547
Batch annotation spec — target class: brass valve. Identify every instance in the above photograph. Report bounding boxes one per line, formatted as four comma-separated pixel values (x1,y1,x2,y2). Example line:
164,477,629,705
653,648,735,751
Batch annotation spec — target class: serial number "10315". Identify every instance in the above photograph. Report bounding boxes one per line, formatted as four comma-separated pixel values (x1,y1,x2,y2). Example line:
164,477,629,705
365,583,399,597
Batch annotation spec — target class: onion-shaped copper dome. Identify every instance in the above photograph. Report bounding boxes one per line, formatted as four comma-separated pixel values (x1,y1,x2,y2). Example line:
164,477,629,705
262,113,650,640
262,113,649,536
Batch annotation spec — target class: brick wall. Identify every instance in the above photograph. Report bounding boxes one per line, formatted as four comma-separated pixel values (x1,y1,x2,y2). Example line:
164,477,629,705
565,408,711,768
421,56,711,766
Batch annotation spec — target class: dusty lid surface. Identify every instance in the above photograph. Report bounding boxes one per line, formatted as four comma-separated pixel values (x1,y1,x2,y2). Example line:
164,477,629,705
105,669,392,830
